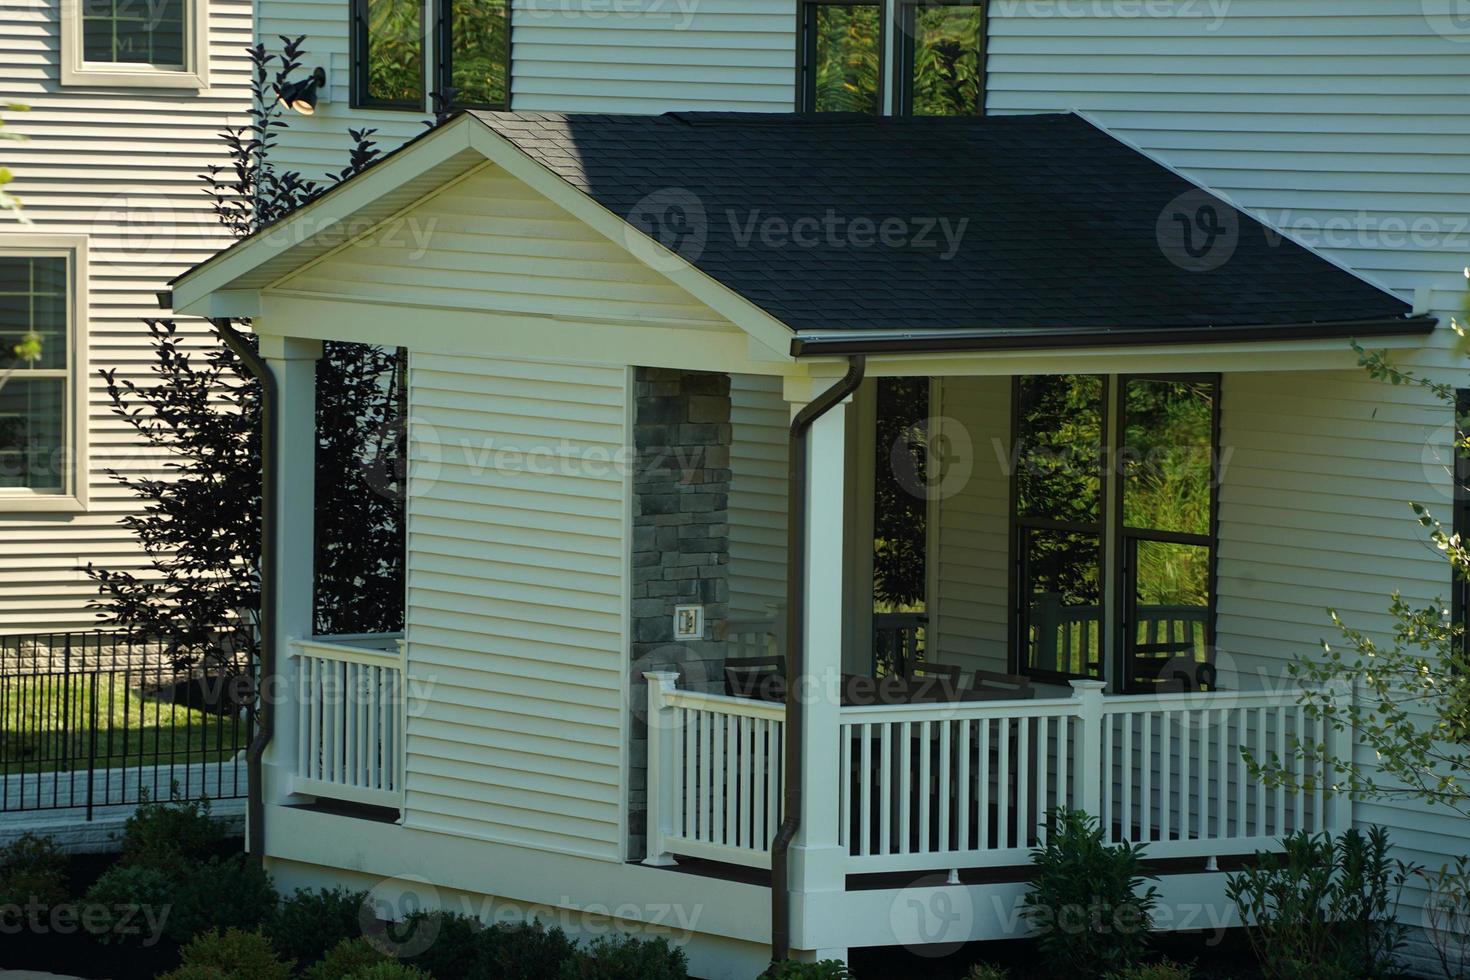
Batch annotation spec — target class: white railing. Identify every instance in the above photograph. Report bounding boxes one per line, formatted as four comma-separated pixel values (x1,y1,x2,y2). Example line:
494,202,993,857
1100,688,1345,857
643,672,784,869
289,635,406,810
840,691,1087,874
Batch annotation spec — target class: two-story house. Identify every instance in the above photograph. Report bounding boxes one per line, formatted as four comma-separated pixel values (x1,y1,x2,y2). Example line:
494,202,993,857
165,2,1470,976
0,0,250,632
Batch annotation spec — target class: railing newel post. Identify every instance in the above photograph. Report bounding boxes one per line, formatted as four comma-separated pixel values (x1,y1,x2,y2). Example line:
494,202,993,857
642,671,681,867
1070,680,1107,826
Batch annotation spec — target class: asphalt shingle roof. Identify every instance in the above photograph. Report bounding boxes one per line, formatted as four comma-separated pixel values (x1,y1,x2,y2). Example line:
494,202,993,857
470,110,1418,341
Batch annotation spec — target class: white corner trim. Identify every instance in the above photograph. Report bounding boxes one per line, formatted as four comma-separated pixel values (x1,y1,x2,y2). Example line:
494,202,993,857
58,0,210,91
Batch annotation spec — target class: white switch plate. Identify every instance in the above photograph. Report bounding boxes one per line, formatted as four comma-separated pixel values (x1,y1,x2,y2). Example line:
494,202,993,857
673,605,704,641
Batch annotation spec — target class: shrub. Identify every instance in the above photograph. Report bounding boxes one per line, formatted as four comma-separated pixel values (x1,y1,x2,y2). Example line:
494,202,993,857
1226,826,1412,980
482,921,578,979
769,960,854,978
340,964,433,980
119,793,225,871
1021,809,1160,975
82,864,176,946
559,934,687,980
1419,856,1470,980
397,911,486,978
303,938,390,980
0,832,68,908
268,886,367,964
166,854,279,943
157,928,293,980
965,965,1007,980
1107,962,1194,980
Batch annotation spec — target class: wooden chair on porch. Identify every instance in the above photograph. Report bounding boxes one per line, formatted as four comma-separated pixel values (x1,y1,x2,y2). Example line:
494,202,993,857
962,669,1035,701
905,662,962,703
723,655,786,702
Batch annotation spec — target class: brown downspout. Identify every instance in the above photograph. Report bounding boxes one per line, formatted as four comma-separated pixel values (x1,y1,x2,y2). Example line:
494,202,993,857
770,355,866,966
211,316,278,868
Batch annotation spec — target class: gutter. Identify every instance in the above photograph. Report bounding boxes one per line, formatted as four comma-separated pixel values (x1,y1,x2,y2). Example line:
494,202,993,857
208,315,278,868
770,355,866,966
788,315,1438,357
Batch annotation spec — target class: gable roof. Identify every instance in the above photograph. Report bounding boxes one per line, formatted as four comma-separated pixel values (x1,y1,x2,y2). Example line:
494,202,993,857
169,110,1431,356
469,110,1427,351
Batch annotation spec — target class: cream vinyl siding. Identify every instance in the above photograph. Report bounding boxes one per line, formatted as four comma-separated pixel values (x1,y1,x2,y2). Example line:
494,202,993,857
0,0,248,631
728,373,787,620
403,353,629,860
986,0,1470,321
930,375,1012,676
260,0,794,175
272,164,728,327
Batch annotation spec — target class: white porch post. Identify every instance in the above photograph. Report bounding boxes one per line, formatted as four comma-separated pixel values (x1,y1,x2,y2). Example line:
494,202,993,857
790,391,849,923
1071,679,1106,823
642,671,680,867
260,334,321,812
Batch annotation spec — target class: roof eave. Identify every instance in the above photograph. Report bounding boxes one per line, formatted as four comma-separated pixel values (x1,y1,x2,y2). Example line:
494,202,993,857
788,315,1437,357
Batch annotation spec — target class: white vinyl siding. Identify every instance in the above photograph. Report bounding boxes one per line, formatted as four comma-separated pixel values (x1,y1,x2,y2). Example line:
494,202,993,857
986,0,1470,323
404,353,628,860
260,0,794,175
0,0,248,631
930,375,1012,676
728,373,787,620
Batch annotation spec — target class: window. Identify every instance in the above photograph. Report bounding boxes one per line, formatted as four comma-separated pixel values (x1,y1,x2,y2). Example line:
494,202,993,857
895,0,985,116
353,0,427,109
1009,374,1220,687
1013,375,1106,681
0,237,87,512
437,0,511,109
800,1,883,114
1116,377,1218,692
62,0,207,88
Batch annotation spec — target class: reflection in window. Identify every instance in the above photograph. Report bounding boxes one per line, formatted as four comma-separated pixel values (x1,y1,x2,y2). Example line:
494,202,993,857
803,2,882,114
354,0,425,108
1120,378,1217,691
901,1,984,116
441,0,510,108
0,256,69,492
81,0,186,68
1014,375,1104,680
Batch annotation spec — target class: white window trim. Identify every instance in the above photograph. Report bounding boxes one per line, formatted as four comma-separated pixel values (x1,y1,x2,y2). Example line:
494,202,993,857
0,234,90,514
59,0,209,90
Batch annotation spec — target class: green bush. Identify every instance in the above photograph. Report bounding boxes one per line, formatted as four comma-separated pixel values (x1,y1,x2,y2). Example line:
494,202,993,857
0,832,68,908
166,855,279,943
483,921,578,979
268,886,367,964
81,864,175,946
302,938,391,980
1107,961,1194,980
965,965,1007,980
397,911,486,978
769,960,853,979
119,793,224,872
1021,809,1160,975
341,963,432,980
157,928,293,980
559,933,687,980
1226,826,1411,980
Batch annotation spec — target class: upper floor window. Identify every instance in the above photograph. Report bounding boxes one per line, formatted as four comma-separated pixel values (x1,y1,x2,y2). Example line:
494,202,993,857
895,0,985,116
0,237,88,513
799,0,986,115
352,0,511,111
62,0,208,88
800,1,883,114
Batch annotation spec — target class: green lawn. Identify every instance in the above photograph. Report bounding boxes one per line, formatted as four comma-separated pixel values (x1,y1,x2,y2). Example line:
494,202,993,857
0,672,248,776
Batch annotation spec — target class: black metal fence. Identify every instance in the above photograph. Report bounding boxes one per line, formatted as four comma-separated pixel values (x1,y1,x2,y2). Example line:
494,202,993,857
0,628,254,819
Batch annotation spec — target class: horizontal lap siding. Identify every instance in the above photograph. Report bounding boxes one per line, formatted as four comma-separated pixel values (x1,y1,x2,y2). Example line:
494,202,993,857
405,353,628,861
988,1,1470,318
728,373,787,619
932,376,1012,675
0,0,248,631
262,0,794,175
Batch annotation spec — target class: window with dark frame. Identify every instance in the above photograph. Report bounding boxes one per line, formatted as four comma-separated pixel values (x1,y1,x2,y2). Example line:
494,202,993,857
799,0,884,114
436,0,511,110
0,255,71,494
352,0,426,110
1115,376,1219,693
1012,375,1107,682
894,0,985,116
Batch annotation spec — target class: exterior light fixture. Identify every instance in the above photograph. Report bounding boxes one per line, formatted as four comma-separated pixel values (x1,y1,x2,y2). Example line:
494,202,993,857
276,67,327,115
